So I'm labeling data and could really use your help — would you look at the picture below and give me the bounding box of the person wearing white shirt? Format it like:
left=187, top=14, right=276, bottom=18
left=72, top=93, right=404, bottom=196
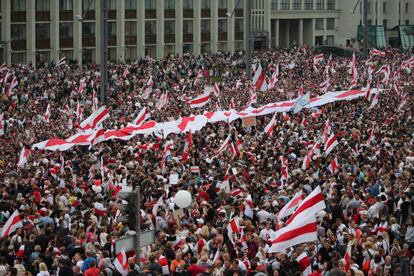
left=259, top=222, right=275, bottom=240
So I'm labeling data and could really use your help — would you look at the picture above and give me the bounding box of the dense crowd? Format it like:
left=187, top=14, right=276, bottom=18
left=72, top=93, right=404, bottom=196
left=0, top=46, right=413, bottom=276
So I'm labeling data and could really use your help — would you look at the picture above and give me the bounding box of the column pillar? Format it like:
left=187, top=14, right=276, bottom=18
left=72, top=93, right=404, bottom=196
left=193, top=0, right=201, bottom=56
left=286, top=20, right=290, bottom=47
left=211, top=0, right=218, bottom=53
left=299, top=19, right=303, bottom=45
left=264, top=0, right=271, bottom=49
left=27, top=0, right=36, bottom=67
left=274, top=19, right=279, bottom=48
left=116, top=0, right=125, bottom=61
left=227, top=0, right=235, bottom=53
left=50, top=0, right=59, bottom=62
left=137, top=0, right=145, bottom=57
left=2, top=0, right=11, bottom=65
left=311, top=19, right=315, bottom=46
left=156, top=0, right=164, bottom=59
left=73, top=0, right=82, bottom=64
left=175, top=0, right=183, bottom=56
left=95, top=0, right=101, bottom=63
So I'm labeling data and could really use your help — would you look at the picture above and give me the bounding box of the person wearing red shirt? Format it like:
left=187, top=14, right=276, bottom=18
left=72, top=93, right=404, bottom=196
left=84, top=261, right=101, bottom=276
left=187, top=257, right=207, bottom=276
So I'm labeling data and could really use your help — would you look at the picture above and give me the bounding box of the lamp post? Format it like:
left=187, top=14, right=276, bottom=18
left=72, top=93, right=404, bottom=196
left=99, top=0, right=108, bottom=104
left=350, top=0, right=368, bottom=58
left=227, top=0, right=252, bottom=80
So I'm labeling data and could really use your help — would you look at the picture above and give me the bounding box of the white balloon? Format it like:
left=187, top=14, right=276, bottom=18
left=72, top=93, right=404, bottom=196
left=174, top=190, right=192, bottom=209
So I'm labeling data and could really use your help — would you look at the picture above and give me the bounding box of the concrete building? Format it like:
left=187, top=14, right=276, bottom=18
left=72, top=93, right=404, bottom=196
left=0, top=0, right=413, bottom=66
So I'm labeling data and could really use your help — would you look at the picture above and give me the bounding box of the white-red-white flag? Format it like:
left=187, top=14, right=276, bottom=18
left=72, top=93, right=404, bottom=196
left=213, top=82, right=221, bottom=97
left=76, top=101, right=83, bottom=122
left=285, top=186, right=326, bottom=225
left=43, top=104, right=51, bottom=123
left=370, top=48, right=386, bottom=57
left=327, top=156, right=340, bottom=175
left=319, top=78, right=331, bottom=93
left=122, top=67, right=130, bottom=78
left=344, top=242, right=352, bottom=272
left=56, top=56, right=66, bottom=67
left=147, top=76, right=154, bottom=87
left=17, top=147, right=30, bottom=168
left=277, top=191, right=303, bottom=220
left=0, top=113, right=5, bottom=136
left=114, top=249, right=129, bottom=276
left=368, top=92, right=379, bottom=109
left=152, top=196, right=164, bottom=217
left=268, top=64, right=279, bottom=90
left=297, top=252, right=312, bottom=276
left=376, top=65, right=390, bottom=85
left=133, top=107, right=151, bottom=126
left=313, top=53, right=324, bottom=72
left=253, top=63, right=268, bottom=92
left=0, top=210, right=23, bottom=239
left=248, top=85, right=257, bottom=105
left=227, top=218, right=240, bottom=244
left=161, top=141, right=173, bottom=172
left=215, top=135, right=232, bottom=156
left=244, top=194, right=254, bottom=218
left=236, top=79, right=243, bottom=90
left=264, top=114, right=276, bottom=136
left=324, top=133, right=338, bottom=156
left=181, top=132, right=193, bottom=161
left=188, top=90, right=211, bottom=108
left=158, top=255, right=169, bottom=275
left=268, top=212, right=317, bottom=253
left=93, top=202, right=107, bottom=217
left=6, top=77, right=18, bottom=96
left=366, top=129, right=375, bottom=145
left=92, top=90, right=98, bottom=112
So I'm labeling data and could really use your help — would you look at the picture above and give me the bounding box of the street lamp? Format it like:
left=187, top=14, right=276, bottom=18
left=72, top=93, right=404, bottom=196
left=350, top=0, right=368, bottom=58
left=227, top=0, right=252, bottom=80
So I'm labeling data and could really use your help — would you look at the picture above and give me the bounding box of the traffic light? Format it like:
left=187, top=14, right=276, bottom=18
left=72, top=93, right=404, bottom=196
left=117, top=191, right=138, bottom=231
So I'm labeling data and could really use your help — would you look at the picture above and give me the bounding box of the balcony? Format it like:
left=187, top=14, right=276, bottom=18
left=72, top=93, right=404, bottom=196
left=201, top=9, right=210, bottom=18
left=183, top=34, right=193, bottom=42
left=201, top=33, right=210, bottom=42
left=11, top=12, right=26, bottom=23
left=59, top=10, right=73, bottom=21
left=82, top=37, right=95, bottom=47
left=218, top=33, right=227, bottom=41
left=60, top=38, right=73, bottom=48
left=36, top=11, right=50, bottom=21
left=164, top=34, right=175, bottom=43
left=125, top=35, right=137, bottom=45
left=11, top=40, right=26, bottom=51
left=145, top=10, right=156, bottom=18
left=183, top=9, right=193, bottom=18
left=164, top=9, right=175, bottom=18
left=36, top=39, right=50, bottom=49
left=108, top=10, right=116, bottom=20
left=125, top=10, right=137, bottom=19
left=145, top=35, right=156, bottom=44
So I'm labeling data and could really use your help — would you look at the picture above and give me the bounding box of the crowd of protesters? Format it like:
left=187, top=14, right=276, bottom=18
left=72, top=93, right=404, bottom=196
left=0, top=45, right=413, bottom=276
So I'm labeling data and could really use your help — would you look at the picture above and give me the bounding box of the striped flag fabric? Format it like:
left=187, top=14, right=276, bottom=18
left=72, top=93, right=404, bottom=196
left=370, top=48, right=386, bottom=57
left=114, top=249, right=129, bottom=276
left=79, top=106, right=110, bottom=131
left=188, top=90, right=211, bottom=108
left=268, top=212, right=317, bottom=253
left=43, top=104, right=51, bottom=123
left=296, top=252, right=312, bottom=276
left=285, top=186, right=326, bottom=225
left=0, top=113, right=4, bottom=136
left=349, top=53, right=358, bottom=89
left=253, top=63, right=268, bottom=92
left=324, top=133, right=338, bottom=156
left=276, top=190, right=303, bottom=220
left=133, top=107, right=151, bottom=126
left=327, top=156, right=340, bottom=175
left=227, top=218, right=240, bottom=244
left=56, top=56, right=66, bottom=67
left=0, top=210, right=23, bottom=239
left=17, top=147, right=30, bottom=168
left=264, top=114, right=276, bottom=136
left=244, top=194, right=254, bottom=219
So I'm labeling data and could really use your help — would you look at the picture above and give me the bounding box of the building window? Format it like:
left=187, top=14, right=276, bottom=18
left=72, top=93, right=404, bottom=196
left=383, top=19, right=387, bottom=30
left=271, top=0, right=278, bottom=10
left=108, top=48, right=116, bottom=61
left=60, top=50, right=73, bottom=59
left=36, top=23, right=50, bottom=39
left=406, top=3, right=409, bottom=13
left=316, top=0, right=324, bottom=10
left=235, top=19, right=243, bottom=33
left=165, top=20, right=175, bottom=35
left=326, top=18, right=335, bottom=30
left=145, top=46, right=156, bottom=57
left=83, top=0, right=95, bottom=10
left=218, top=42, right=227, bottom=52
left=280, top=0, right=290, bottom=10
left=183, top=20, right=193, bottom=34
left=219, top=0, right=227, bottom=9
left=305, top=0, right=313, bottom=10
left=218, top=19, right=227, bottom=33
left=183, top=44, right=193, bottom=54
left=315, top=18, right=324, bottom=30
left=367, top=19, right=372, bottom=26
left=36, top=0, right=50, bottom=11
left=36, top=51, right=50, bottom=64
left=201, top=43, right=211, bottom=53
left=125, top=21, right=136, bottom=36
left=406, top=20, right=410, bottom=25
left=326, top=0, right=335, bottom=10
left=326, top=35, right=334, bottom=45
left=145, top=0, right=156, bottom=10
left=145, top=21, right=156, bottom=35
left=11, top=52, right=26, bottom=64
left=59, top=0, right=73, bottom=10
left=11, top=24, right=26, bottom=40
left=165, top=0, right=175, bottom=9
left=82, top=22, right=95, bottom=37
left=201, top=0, right=210, bottom=9
left=293, top=0, right=302, bottom=10
left=108, top=22, right=116, bottom=36
left=125, top=0, right=137, bottom=10
left=201, top=19, right=211, bottom=33
left=183, top=0, right=193, bottom=9
left=383, top=2, right=387, bottom=13
left=165, top=45, right=175, bottom=56
left=60, top=22, right=73, bottom=38
left=108, top=0, right=117, bottom=10
left=12, top=0, right=26, bottom=11
left=125, top=47, right=137, bottom=60
left=235, top=41, right=243, bottom=49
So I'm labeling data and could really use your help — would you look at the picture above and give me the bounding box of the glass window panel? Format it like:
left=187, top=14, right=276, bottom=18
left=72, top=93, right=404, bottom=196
left=108, top=0, right=117, bottom=10
left=12, top=0, right=26, bottom=12
left=59, top=0, right=73, bottom=10
left=125, top=22, right=136, bottom=36
left=165, top=0, right=175, bottom=9
left=201, top=19, right=211, bottom=33
left=281, top=0, right=290, bottom=10
left=11, top=24, right=26, bottom=40
left=316, top=0, right=324, bottom=10
left=183, top=0, right=193, bottom=9
left=164, top=20, right=175, bottom=35
left=326, top=0, right=335, bottom=10
left=218, top=19, right=227, bottom=33
left=293, top=0, right=302, bottom=10
left=271, top=0, right=278, bottom=10
left=235, top=19, right=243, bottom=33
left=315, top=18, right=324, bottom=30
left=82, top=22, right=96, bottom=36
left=305, top=0, right=313, bottom=10
left=183, top=20, right=193, bottom=34
left=36, top=23, right=50, bottom=39
left=326, top=18, right=335, bottom=30
left=145, top=0, right=156, bottom=9
left=108, top=22, right=116, bottom=36
left=219, top=0, right=227, bottom=9
left=201, top=0, right=210, bottom=9
left=125, top=0, right=137, bottom=10
left=36, top=0, right=50, bottom=11
left=145, top=21, right=156, bottom=35
left=83, top=0, right=95, bottom=11
left=60, top=22, right=73, bottom=38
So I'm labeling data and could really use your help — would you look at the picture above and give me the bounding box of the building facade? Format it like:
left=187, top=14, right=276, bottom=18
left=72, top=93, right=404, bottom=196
left=0, top=0, right=413, bottom=66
